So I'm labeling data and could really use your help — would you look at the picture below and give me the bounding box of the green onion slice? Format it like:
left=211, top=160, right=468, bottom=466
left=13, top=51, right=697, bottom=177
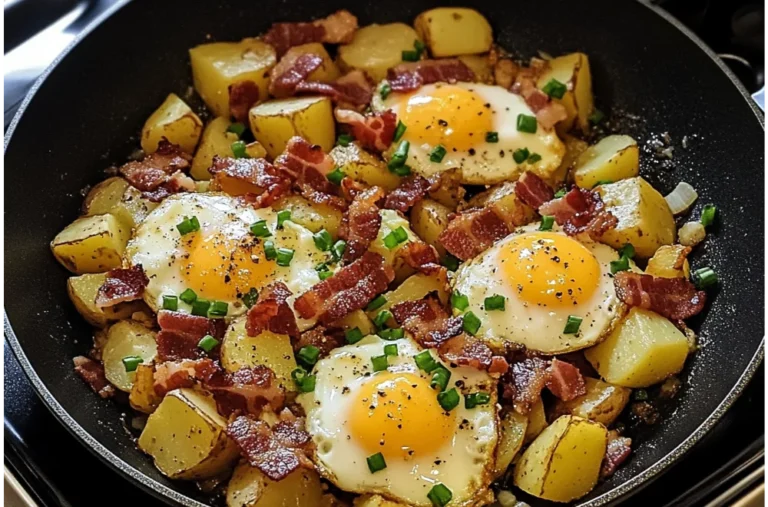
left=429, top=144, right=447, bottom=163
left=513, top=147, right=530, bottom=164
left=345, top=327, right=364, bottom=344
left=465, top=392, right=491, bottom=409
left=291, top=368, right=316, bottom=393
left=276, top=210, right=291, bottom=229
left=198, top=335, right=219, bottom=352
left=692, top=266, right=718, bottom=289
left=563, top=315, right=583, bottom=334
left=437, top=388, right=460, bottom=411
left=326, top=167, right=346, bottom=185
left=371, top=354, right=389, bottom=372
left=384, top=344, right=398, bottom=356
left=179, top=288, right=197, bottom=304
left=231, top=140, right=248, bottom=158
left=276, top=248, right=295, bottom=267
left=366, top=295, right=387, bottom=312
left=242, top=288, right=259, bottom=308
left=337, top=133, right=354, bottom=147
left=250, top=220, right=271, bottom=238
left=462, top=311, right=481, bottom=336
left=485, top=131, right=499, bottom=143
left=122, top=356, right=143, bottom=372
left=451, top=291, right=469, bottom=311
left=542, top=78, right=567, bottom=99
left=162, top=295, right=178, bottom=311
left=313, top=229, right=332, bottom=252
left=227, top=122, right=246, bottom=137
left=373, top=310, right=393, bottom=330
left=484, top=295, right=505, bottom=311
left=427, top=483, right=453, bottom=507
left=414, top=350, right=438, bottom=373
left=208, top=300, right=228, bottom=317
left=367, top=452, right=387, bottom=473
left=176, top=216, right=200, bottom=236
left=516, top=114, right=537, bottom=133
left=297, top=345, right=320, bottom=368
left=264, top=240, right=277, bottom=260
left=701, top=204, right=717, bottom=227
left=430, top=367, right=451, bottom=392
left=539, top=216, right=555, bottom=231
left=191, top=298, right=211, bottom=317
left=393, top=121, right=407, bottom=142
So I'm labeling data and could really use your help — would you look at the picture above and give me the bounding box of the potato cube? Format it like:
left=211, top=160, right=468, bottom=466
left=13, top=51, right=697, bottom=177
left=271, top=43, right=339, bottom=98
left=141, top=93, right=203, bottom=154
left=536, top=53, right=593, bottom=133
left=598, top=177, right=676, bottom=258
left=245, top=141, right=267, bottom=159
left=130, top=364, right=162, bottom=414
left=191, top=117, right=241, bottom=180
left=101, top=320, right=158, bottom=392
left=410, top=198, right=452, bottom=258
left=428, top=173, right=466, bottom=210
left=585, top=308, right=689, bottom=388
left=646, top=244, right=691, bottom=279
left=573, top=135, right=639, bottom=189
left=466, top=181, right=537, bottom=227
left=226, top=461, right=324, bottom=507
left=271, top=195, right=343, bottom=237
left=524, top=397, right=547, bottom=444
left=458, top=54, right=493, bottom=84
left=333, top=309, right=375, bottom=336
left=67, top=273, right=145, bottom=327
left=51, top=214, right=129, bottom=273
left=414, top=8, right=493, bottom=57
left=190, top=39, right=276, bottom=118
left=138, top=388, right=239, bottom=480
left=550, top=377, right=631, bottom=426
left=330, top=143, right=401, bottom=191
left=514, top=415, right=608, bottom=503
left=496, top=411, right=528, bottom=477
left=82, top=177, right=157, bottom=229
left=249, top=96, right=334, bottom=158
left=337, top=23, right=421, bottom=82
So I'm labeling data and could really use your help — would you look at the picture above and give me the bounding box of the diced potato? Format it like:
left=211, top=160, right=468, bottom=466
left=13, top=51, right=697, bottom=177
left=190, top=39, right=276, bottom=118
left=130, top=364, right=162, bottom=414
left=221, top=317, right=298, bottom=392
left=51, top=214, right=129, bottom=274
left=67, top=273, right=146, bottom=327
left=101, top=320, right=158, bottom=392
left=536, top=53, right=593, bottom=133
left=138, top=388, right=239, bottom=480
left=514, top=415, right=608, bottom=503
left=496, top=411, right=528, bottom=477
left=466, top=181, right=537, bottom=227
left=458, top=54, right=493, bottom=84
left=598, top=177, right=676, bottom=258
left=369, top=210, right=428, bottom=283
left=414, top=8, right=493, bottom=57
left=427, top=171, right=466, bottom=210
left=646, top=244, right=691, bottom=279
left=249, top=96, right=334, bottom=159
left=191, top=117, right=241, bottom=180
left=245, top=141, right=267, bottom=159
left=365, top=272, right=449, bottom=324
left=82, top=177, right=157, bottom=230
left=550, top=378, right=631, bottom=426
left=272, top=195, right=343, bottom=237
left=141, top=93, right=203, bottom=154
left=551, top=134, right=589, bottom=186
left=330, top=143, right=400, bottom=191
left=333, top=309, right=375, bottom=336
left=585, top=308, right=689, bottom=388
left=410, top=198, right=452, bottom=258
left=524, top=398, right=547, bottom=444
left=573, top=135, right=639, bottom=189
left=272, top=44, right=339, bottom=98
left=337, top=23, right=421, bottom=82
left=227, top=462, right=325, bottom=507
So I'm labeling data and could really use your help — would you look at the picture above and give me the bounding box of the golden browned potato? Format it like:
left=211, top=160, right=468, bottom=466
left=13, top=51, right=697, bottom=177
left=466, top=181, right=538, bottom=227
left=101, top=320, right=158, bottom=392
left=129, top=364, right=162, bottom=414
left=67, top=273, right=145, bottom=327
left=573, top=135, right=639, bottom=189
left=191, top=117, right=241, bottom=180
left=496, top=411, right=528, bottom=477
left=190, top=39, right=276, bottom=118
left=141, top=93, right=203, bottom=154
left=524, top=398, right=548, bottom=444
left=82, top=177, right=158, bottom=230
left=410, top=198, right=452, bottom=257
left=51, top=214, right=129, bottom=274
left=365, top=271, right=450, bottom=324
left=428, top=172, right=466, bottom=210
left=249, top=96, right=335, bottom=158
left=550, top=377, right=631, bottom=426
left=245, top=141, right=267, bottom=159
left=332, top=309, right=375, bottom=336
left=272, top=195, right=343, bottom=237
left=458, top=54, right=493, bottom=83
left=272, top=44, right=339, bottom=96
left=337, top=23, right=421, bottom=82
left=645, top=244, right=691, bottom=279
left=226, top=462, right=325, bottom=507
left=220, top=317, right=298, bottom=392
left=536, top=53, right=593, bottom=133
left=585, top=308, right=689, bottom=388
left=139, top=388, right=240, bottom=480
left=550, top=134, right=589, bottom=186
left=414, top=8, right=493, bottom=57
left=598, top=177, right=676, bottom=258
left=330, top=143, right=401, bottom=191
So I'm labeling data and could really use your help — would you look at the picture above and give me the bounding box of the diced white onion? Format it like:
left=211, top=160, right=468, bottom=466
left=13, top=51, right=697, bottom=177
left=665, top=182, right=698, bottom=215
left=678, top=221, right=706, bottom=246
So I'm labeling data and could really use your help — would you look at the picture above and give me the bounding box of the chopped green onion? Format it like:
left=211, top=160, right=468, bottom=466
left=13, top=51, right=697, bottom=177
left=593, top=179, right=613, bottom=188
left=388, top=141, right=411, bottom=170
left=250, top=220, right=271, bottom=238
left=371, top=354, right=389, bottom=372
left=297, top=345, right=320, bottom=368
left=414, top=40, right=426, bottom=53
left=610, top=256, right=630, bottom=274
left=402, top=49, right=420, bottom=61
left=437, top=388, right=460, bottom=411
left=589, top=108, right=605, bottom=125
left=451, top=291, right=469, bottom=311
left=227, top=122, right=247, bottom=137
left=542, top=78, right=567, bottom=99
left=231, top=140, right=249, bottom=158
left=427, top=483, right=453, bottom=507
left=346, top=327, right=364, bottom=344
left=242, top=288, right=259, bottom=308
left=484, top=295, right=505, bottom=311
left=692, top=267, right=718, bottom=289
left=378, top=328, right=404, bottom=341
left=191, top=298, right=211, bottom=317
left=701, top=204, right=717, bottom=227
left=485, top=131, right=499, bottom=143
left=291, top=368, right=316, bottom=392
left=563, top=315, right=582, bottom=334
left=633, top=389, right=649, bottom=401
left=276, top=248, right=295, bottom=267
left=337, top=134, right=354, bottom=147
left=462, top=311, right=481, bottom=336
left=414, top=350, right=439, bottom=373
left=318, top=270, right=333, bottom=281
left=277, top=210, right=291, bottom=229
left=619, top=243, right=636, bottom=259
left=528, top=153, right=542, bottom=164
left=331, top=240, right=347, bottom=261
left=380, top=83, right=392, bottom=100
left=554, top=188, right=567, bottom=198
left=122, top=356, right=143, bottom=372
left=465, top=392, right=491, bottom=409
left=327, top=167, right=346, bottom=185
left=516, top=114, right=537, bottom=133
left=162, top=295, right=178, bottom=311
left=393, top=121, right=407, bottom=142
left=208, top=300, right=228, bottom=317
left=430, top=367, right=451, bottom=392
left=367, top=295, right=387, bottom=312
left=176, top=216, right=200, bottom=236
left=264, top=240, right=277, bottom=260
left=442, top=254, right=459, bottom=272
left=179, top=288, right=197, bottom=304
left=513, top=147, right=530, bottom=163
left=373, top=310, right=393, bottom=330
left=539, top=216, right=555, bottom=231
left=367, top=452, right=387, bottom=473
left=198, top=335, right=219, bottom=352
left=384, top=344, right=398, bottom=356
left=429, top=144, right=447, bottom=163
left=313, top=229, right=332, bottom=252
left=383, top=226, right=408, bottom=250
left=393, top=165, right=412, bottom=177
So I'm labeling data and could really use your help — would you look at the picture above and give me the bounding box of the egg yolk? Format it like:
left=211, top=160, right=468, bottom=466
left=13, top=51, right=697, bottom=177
left=349, top=372, right=456, bottom=459
left=500, top=232, right=600, bottom=308
left=181, top=232, right=274, bottom=301
left=398, top=85, right=493, bottom=152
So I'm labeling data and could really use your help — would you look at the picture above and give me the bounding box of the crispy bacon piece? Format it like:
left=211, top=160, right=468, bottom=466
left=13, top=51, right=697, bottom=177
left=269, top=53, right=325, bottom=98
left=205, top=365, right=286, bottom=417
left=141, top=171, right=195, bottom=202
left=493, top=58, right=519, bottom=89
left=511, top=58, right=568, bottom=130
left=156, top=310, right=226, bottom=362
left=384, top=175, right=432, bottom=212
left=297, top=71, right=373, bottom=110
left=226, top=415, right=313, bottom=481
left=153, top=358, right=218, bottom=396
left=546, top=358, right=586, bottom=401
left=387, top=59, right=475, bottom=92
left=339, top=186, right=384, bottom=263
left=391, top=296, right=462, bottom=348
left=340, top=176, right=367, bottom=201
left=502, top=356, right=551, bottom=415
left=264, top=10, right=358, bottom=57
left=229, top=80, right=260, bottom=123
left=613, top=272, right=707, bottom=320
left=437, top=334, right=492, bottom=369
left=294, top=251, right=394, bottom=324
left=209, top=156, right=292, bottom=207
left=119, top=140, right=192, bottom=201
left=515, top=171, right=555, bottom=210
left=245, top=282, right=300, bottom=338
left=397, top=240, right=441, bottom=275
left=438, top=207, right=510, bottom=260
left=274, top=137, right=347, bottom=210
left=73, top=356, right=115, bottom=398
left=539, top=187, right=618, bottom=239
left=335, top=109, right=397, bottom=152
left=294, top=326, right=344, bottom=358
left=95, top=265, right=148, bottom=308
left=601, top=433, right=633, bottom=479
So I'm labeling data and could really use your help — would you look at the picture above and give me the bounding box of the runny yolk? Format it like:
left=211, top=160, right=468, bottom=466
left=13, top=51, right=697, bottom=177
left=181, top=232, right=274, bottom=301
left=398, top=85, right=493, bottom=153
left=349, top=372, right=456, bottom=459
left=500, top=232, right=600, bottom=308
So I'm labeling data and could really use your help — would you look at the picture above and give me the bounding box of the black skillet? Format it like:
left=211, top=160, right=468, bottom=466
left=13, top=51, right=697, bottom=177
left=4, top=0, right=764, bottom=505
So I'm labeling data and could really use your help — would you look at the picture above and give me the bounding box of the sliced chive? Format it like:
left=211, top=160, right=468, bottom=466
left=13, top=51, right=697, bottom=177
left=291, top=367, right=316, bottom=392
left=276, top=248, right=295, bottom=267
left=318, top=270, right=333, bottom=281
left=563, top=315, right=582, bottom=334
left=250, top=220, right=271, bottom=238
left=430, top=367, right=451, bottom=392
left=393, top=121, right=407, bottom=142
left=383, top=227, right=408, bottom=249
left=589, top=108, right=605, bottom=125
left=227, top=122, right=247, bottom=137
left=371, top=354, right=389, bottom=372
left=179, top=288, right=197, bottom=304
left=414, top=350, right=439, bottom=373
left=484, top=294, right=505, bottom=311
left=442, top=254, right=460, bottom=272
left=380, top=83, right=392, bottom=100
left=337, top=133, right=354, bottom=147
left=198, top=334, right=219, bottom=352
left=191, top=298, right=211, bottom=317
left=176, top=216, right=200, bottom=235
left=388, top=141, right=410, bottom=170
left=264, top=240, right=277, bottom=260
left=516, top=114, right=537, bottom=133
left=327, top=167, right=346, bottom=185
left=414, top=39, right=426, bottom=53
left=242, top=288, right=259, bottom=308
left=701, top=204, right=717, bottom=227
left=427, top=483, right=453, bottom=507
left=513, top=147, right=530, bottom=164
left=485, top=131, right=499, bottom=143
left=162, top=295, right=178, bottom=311
left=393, top=165, right=411, bottom=177
left=593, top=179, right=613, bottom=188
left=527, top=153, right=542, bottom=164
left=276, top=210, right=291, bottom=229
left=331, top=240, right=346, bottom=261
left=313, top=229, right=332, bottom=252
left=122, top=356, right=142, bottom=372
left=373, top=310, right=393, bottom=330
left=692, top=267, right=718, bottom=289
left=384, top=344, right=398, bottom=356
left=208, top=300, right=228, bottom=318
left=429, top=145, right=447, bottom=163
left=402, top=49, right=420, bottom=61
left=451, top=291, right=469, bottom=311
left=437, top=388, right=460, bottom=411
left=610, top=256, right=630, bottom=274
left=231, top=140, right=249, bottom=158
left=539, top=216, right=555, bottom=231
left=462, top=311, right=481, bottom=336
left=367, top=295, right=387, bottom=312
left=297, top=345, right=320, bottom=368
left=465, top=392, right=491, bottom=409
left=542, top=78, right=568, bottom=99
left=554, top=188, right=567, bottom=198
left=619, top=243, right=636, bottom=259
left=345, top=327, right=364, bottom=344
left=367, top=452, right=387, bottom=473
left=378, top=328, right=404, bottom=341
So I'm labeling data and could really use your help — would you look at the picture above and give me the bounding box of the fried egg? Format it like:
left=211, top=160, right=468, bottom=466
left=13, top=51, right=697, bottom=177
left=452, top=223, right=627, bottom=354
left=372, top=82, right=565, bottom=185
left=125, top=193, right=326, bottom=326
left=299, top=335, right=498, bottom=506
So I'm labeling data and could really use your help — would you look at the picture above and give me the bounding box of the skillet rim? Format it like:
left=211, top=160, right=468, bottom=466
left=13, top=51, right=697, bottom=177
left=3, top=0, right=764, bottom=505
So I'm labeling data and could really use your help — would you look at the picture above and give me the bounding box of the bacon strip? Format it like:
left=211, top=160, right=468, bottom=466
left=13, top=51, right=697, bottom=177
left=391, top=296, right=462, bottom=348
left=515, top=171, right=555, bottom=210
left=153, top=358, right=218, bottom=397
left=334, top=109, right=397, bottom=152
left=263, top=10, right=357, bottom=57
left=538, top=187, right=618, bottom=239
left=502, top=356, right=551, bottom=415
left=294, top=251, right=394, bottom=324
left=297, top=71, right=373, bottom=110
left=73, top=356, right=115, bottom=398
left=438, top=207, right=510, bottom=260
left=384, top=175, right=432, bottom=213
left=210, top=156, right=292, bottom=206
left=119, top=140, right=192, bottom=201
left=274, top=137, right=347, bottom=210
left=245, top=282, right=300, bottom=338
left=387, top=59, right=475, bottom=92
left=601, top=433, right=633, bottom=479
left=205, top=365, right=286, bottom=417
left=613, top=272, right=707, bottom=320
left=397, top=240, right=442, bottom=275
left=438, top=334, right=494, bottom=370
left=545, top=358, right=586, bottom=401
left=156, top=310, right=226, bottom=362
left=338, top=186, right=384, bottom=264
left=95, top=265, right=148, bottom=308
left=141, top=171, right=195, bottom=202
left=229, top=80, right=260, bottom=123
left=269, top=53, right=325, bottom=98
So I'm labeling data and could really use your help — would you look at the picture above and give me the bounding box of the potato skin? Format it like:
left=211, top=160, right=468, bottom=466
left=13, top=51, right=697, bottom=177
left=141, top=93, right=203, bottom=154
left=330, top=143, right=401, bottom=191
left=414, top=8, right=493, bottom=57
left=249, top=96, right=335, bottom=158
left=51, top=214, right=129, bottom=274
left=191, top=117, right=241, bottom=180
left=67, top=273, right=144, bottom=327
left=226, top=462, right=325, bottom=507
left=550, top=377, right=631, bottom=426
left=129, top=364, right=162, bottom=414
left=573, top=135, right=639, bottom=190
left=101, top=320, right=158, bottom=392
left=82, top=177, right=157, bottom=230
left=495, top=410, right=528, bottom=477
left=338, top=23, right=421, bottom=82
left=409, top=198, right=452, bottom=257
